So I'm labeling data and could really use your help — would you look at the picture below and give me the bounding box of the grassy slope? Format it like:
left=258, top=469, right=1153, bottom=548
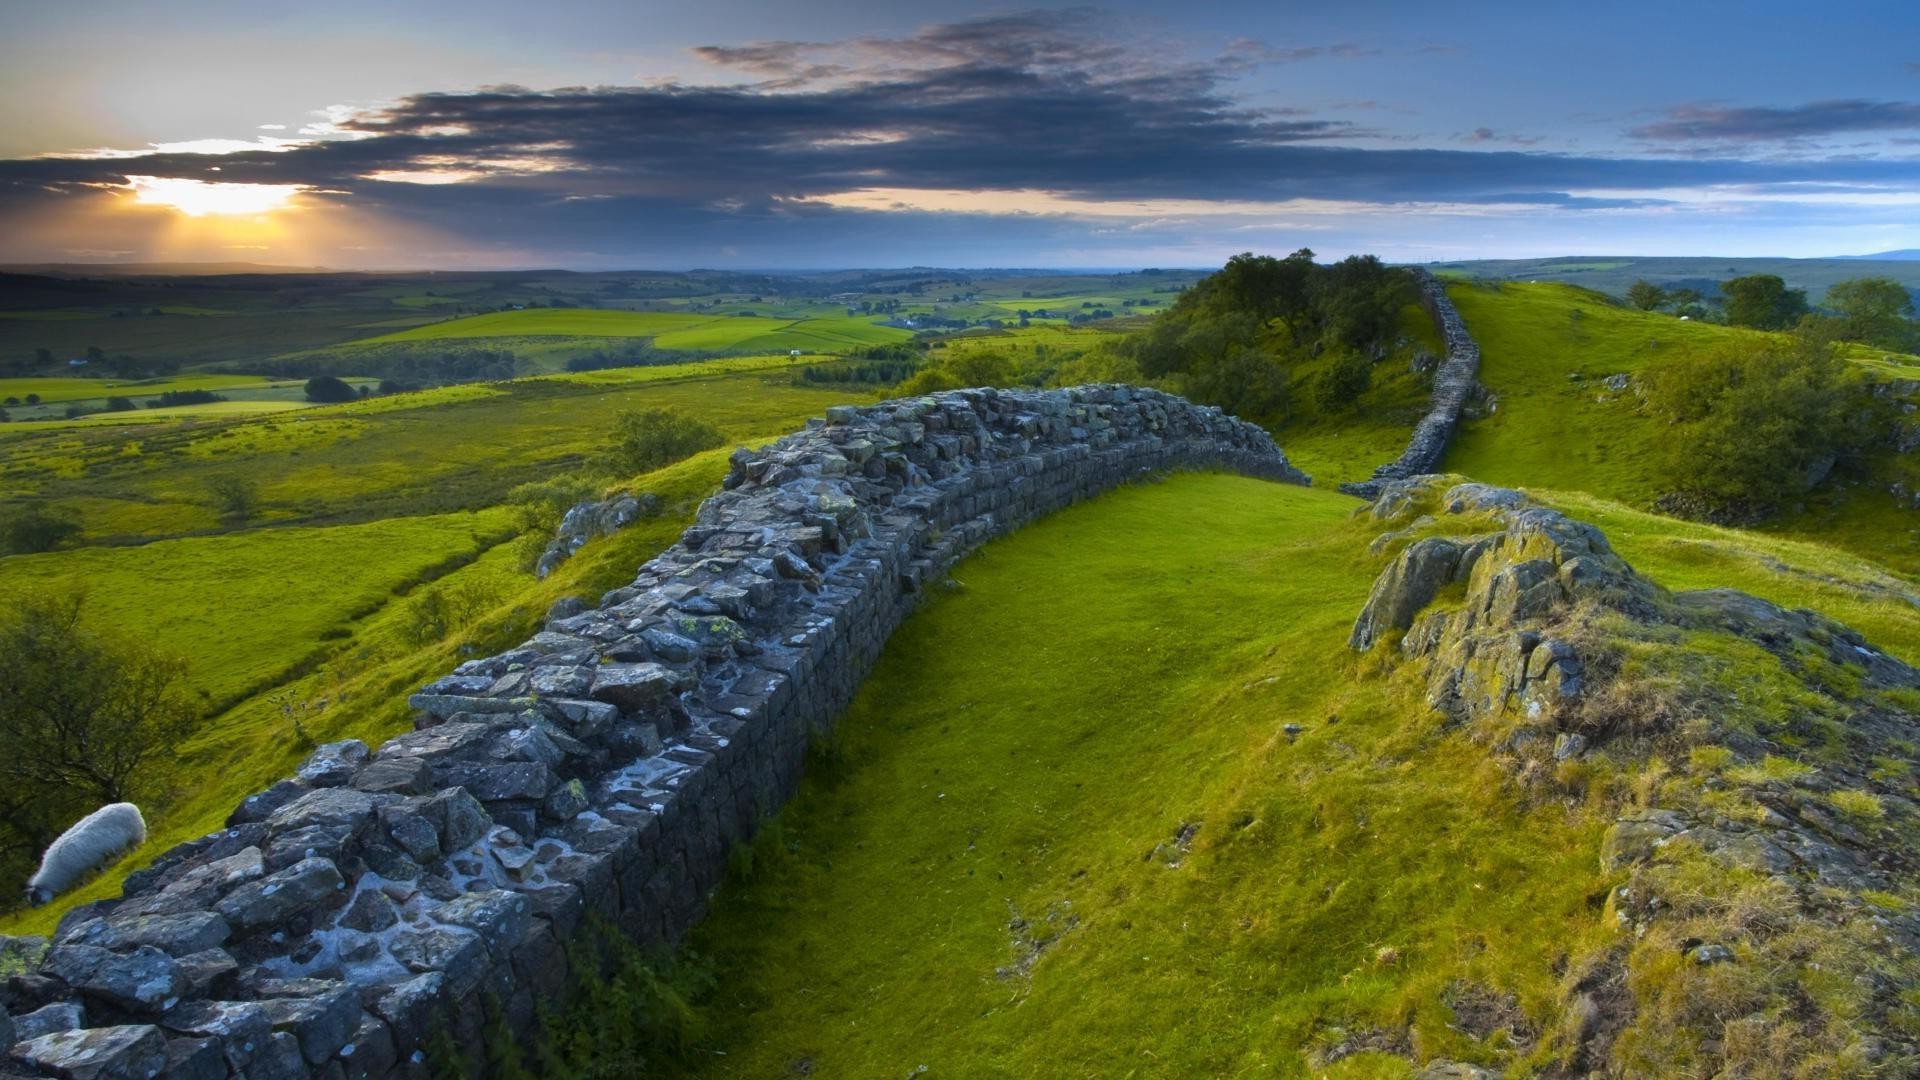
left=1444, top=281, right=1920, bottom=575
left=0, top=360, right=881, bottom=933
left=0, top=360, right=859, bottom=544
left=0, top=509, right=514, bottom=710
left=0, top=447, right=739, bottom=937
left=346, top=308, right=913, bottom=360
left=674, top=473, right=1613, bottom=1078
left=1276, top=304, right=1446, bottom=488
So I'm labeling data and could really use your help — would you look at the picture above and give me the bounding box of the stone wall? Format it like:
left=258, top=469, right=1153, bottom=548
left=3, top=385, right=1307, bottom=1080
left=1339, top=269, right=1482, bottom=500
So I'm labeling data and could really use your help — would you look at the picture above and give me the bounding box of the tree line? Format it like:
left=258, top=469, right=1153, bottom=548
left=1627, top=274, right=1917, bottom=351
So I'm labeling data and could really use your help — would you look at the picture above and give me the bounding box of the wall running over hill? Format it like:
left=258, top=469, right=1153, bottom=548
left=1339, top=269, right=1482, bottom=500
left=3, top=386, right=1307, bottom=1080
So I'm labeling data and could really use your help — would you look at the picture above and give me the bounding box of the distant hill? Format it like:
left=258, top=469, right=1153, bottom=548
left=1425, top=254, right=1920, bottom=301
left=0, top=261, right=337, bottom=276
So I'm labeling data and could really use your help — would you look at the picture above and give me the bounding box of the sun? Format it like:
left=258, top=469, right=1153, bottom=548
left=125, top=175, right=307, bottom=217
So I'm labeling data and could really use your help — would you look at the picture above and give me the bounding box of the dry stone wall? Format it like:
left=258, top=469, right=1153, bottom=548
left=1339, top=269, right=1482, bottom=500
left=4, top=385, right=1306, bottom=1080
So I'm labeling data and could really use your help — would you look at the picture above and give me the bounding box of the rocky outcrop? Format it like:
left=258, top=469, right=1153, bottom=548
left=1353, top=476, right=1920, bottom=1074
left=533, top=492, right=660, bottom=579
left=4, top=386, right=1306, bottom=1079
left=1340, top=271, right=1482, bottom=499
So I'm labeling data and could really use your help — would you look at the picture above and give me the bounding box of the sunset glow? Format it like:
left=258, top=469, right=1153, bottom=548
left=126, top=176, right=308, bottom=217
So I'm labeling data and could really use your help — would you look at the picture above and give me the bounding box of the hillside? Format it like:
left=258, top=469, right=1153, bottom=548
left=1440, top=280, right=1920, bottom=574
left=509, top=471, right=1920, bottom=1078
left=1426, top=256, right=1920, bottom=304
left=4, top=261, right=1920, bottom=1080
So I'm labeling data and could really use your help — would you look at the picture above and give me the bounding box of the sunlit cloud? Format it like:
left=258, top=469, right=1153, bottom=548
left=126, top=176, right=309, bottom=216
left=48, top=136, right=308, bottom=160
left=363, top=169, right=483, bottom=185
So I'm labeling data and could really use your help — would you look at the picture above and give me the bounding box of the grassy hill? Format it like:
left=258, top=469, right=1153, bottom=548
left=6, top=261, right=1920, bottom=1076
left=1426, top=256, right=1920, bottom=304
left=1441, top=280, right=1920, bottom=573
left=0, top=355, right=880, bottom=928
left=509, top=470, right=1920, bottom=1077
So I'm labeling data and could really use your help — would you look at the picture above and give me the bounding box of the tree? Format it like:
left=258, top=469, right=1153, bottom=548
left=205, top=476, right=259, bottom=520
left=34, top=348, right=53, bottom=367
left=0, top=592, right=196, bottom=805
left=1824, top=277, right=1915, bottom=351
left=1720, top=274, right=1809, bottom=330
left=1313, top=352, right=1372, bottom=413
left=3, top=505, right=81, bottom=554
left=1626, top=280, right=1667, bottom=311
left=605, top=407, right=725, bottom=475
left=1642, top=325, right=1872, bottom=521
left=1667, top=288, right=1706, bottom=318
left=304, top=375, right=358, bottom=403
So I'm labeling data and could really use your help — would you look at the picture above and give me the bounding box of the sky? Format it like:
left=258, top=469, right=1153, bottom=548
left=3, top=0, right=1920, bottom=269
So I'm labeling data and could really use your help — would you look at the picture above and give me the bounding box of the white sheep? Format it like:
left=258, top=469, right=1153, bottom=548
left=25, top=803, right=147, bottom=906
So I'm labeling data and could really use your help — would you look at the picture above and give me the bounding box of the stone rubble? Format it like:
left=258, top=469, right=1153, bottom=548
left=4, top=385, right=1305, bottom=1079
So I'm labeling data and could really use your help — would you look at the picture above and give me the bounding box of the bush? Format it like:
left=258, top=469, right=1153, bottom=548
left=1642, top=327, right=1874, bottom=521
left=3, top=505, right=82, bottom=554
left=605, top=407, right=724, bottom=476
left=205, top=475, right=259, bottom=520
left=1313, top=351, right=1373, bottom=413
left=304, top=375, right=358, bottom=403
left=150, top=389, right=225, bottom=408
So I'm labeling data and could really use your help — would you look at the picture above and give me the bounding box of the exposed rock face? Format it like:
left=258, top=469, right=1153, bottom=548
left=1340, top=270, right=1483, bottom=499
left=10, top=386, right=1304, bottom=1078
left=534, top=492, right=660, bottom=579
left=1353, top=475, right=1920, bottom=1075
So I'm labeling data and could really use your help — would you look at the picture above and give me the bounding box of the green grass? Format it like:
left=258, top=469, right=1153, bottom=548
left=0, top=447, right=741, bottom=937
left=0, top=374, right=299, bottom=405
left=0, top=509, right=514, bottom=710
left=1442, top=281, right=1920, bottom=574
left=1275, top=303, right=1446, bottom=488
left=0, top=361, right=861, bottom=544
left=345, top=309, right=913, bottom=357
left=667, top=473, right=1612, bottom=1077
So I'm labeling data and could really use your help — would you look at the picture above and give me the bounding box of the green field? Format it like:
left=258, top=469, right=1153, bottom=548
left=347, top=307, right=913, bottom=356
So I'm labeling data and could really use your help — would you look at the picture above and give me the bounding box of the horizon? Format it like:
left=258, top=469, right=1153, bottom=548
left=4, top=0, right=1920, bottom=269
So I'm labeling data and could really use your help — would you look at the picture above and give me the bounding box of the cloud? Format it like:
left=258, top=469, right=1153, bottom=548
left=5, top=12, right=1920, bottom=266
left=1456, top=128, right=1545, bottom=147
left=1630, top=100, right=1920, bottom=143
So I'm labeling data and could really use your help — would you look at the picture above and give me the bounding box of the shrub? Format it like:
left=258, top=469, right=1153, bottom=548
left=605, top=407, right=724, bottom=476
left=304, top=375, right=359, bottom=403
left=1312, top=351, right=1372, bottom=413
left=205, top=475, right=260, bottom=520
left=3, top=505, right=82, bottom=554
left=1642, top=327, right=1874, bottom=521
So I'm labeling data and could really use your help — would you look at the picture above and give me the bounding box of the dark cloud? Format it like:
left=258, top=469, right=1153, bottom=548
left=4, top=12, right=1920, bottom=266
left=1456, top=128, right=1545, bottom=147
left=1631, top=100, right=1920, bottom=143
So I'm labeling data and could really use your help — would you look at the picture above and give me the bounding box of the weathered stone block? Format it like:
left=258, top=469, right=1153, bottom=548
left=10, top=1024, right=169, bottom=1080
left=41, top=945, right=187, bottom=1014
left=214, top=857, right=344, bottom=931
